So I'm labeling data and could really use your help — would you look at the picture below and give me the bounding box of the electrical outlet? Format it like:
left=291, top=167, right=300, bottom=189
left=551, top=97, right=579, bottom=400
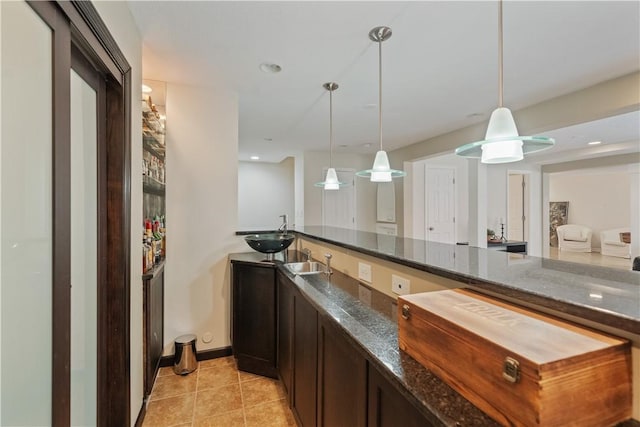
left=358, top=262, right=372, bottom=283
left=392, top=274, right=410, bottom=295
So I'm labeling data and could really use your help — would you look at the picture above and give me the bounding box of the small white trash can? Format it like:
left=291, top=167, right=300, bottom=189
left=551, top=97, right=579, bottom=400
left=173, top=334, right=197, bottom=375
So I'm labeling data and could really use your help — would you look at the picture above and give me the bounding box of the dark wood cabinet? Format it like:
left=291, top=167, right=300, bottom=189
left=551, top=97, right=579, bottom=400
left=143, top=262, right=164, bottom=398
left=368, top=364, right=433, bottom=427
left=318, top=316, right=367, bottom=427
left=277, top=272, right=294, bottom=399
left=231, top=261, right=278, bottom=378
left=268, top=260, right=432, bottom=427
left=274, top=271, right=430, bottom=427
left=292, top=287, right=318, bottom=427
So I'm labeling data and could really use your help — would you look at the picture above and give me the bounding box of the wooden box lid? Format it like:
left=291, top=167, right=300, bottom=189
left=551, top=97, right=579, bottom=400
left=398, top=289, right=632, bottom=426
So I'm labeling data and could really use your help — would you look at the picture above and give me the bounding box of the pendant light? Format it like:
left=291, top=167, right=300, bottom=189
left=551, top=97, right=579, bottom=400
left=455, top=0, right=554, bottom=163
left=315, top=82, right=345, bottom=190
left=356, top=26, right=406, bottom=182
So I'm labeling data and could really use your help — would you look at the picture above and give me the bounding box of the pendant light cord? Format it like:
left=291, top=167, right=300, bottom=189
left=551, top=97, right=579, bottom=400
left=498, top=0, right=504, bottom=108
left=378, top=37, right=383, bottom=151
left=329, top=88, right=333, bottom=167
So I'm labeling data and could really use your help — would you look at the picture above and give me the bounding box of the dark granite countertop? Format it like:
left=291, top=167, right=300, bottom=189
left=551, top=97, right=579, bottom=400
left=289, top=226, right=640, bottom=335
left=229, top=250, right=639, bottom=426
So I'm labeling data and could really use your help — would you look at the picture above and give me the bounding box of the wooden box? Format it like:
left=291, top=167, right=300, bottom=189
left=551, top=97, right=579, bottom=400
left=398, top=289, right=631, bottom=426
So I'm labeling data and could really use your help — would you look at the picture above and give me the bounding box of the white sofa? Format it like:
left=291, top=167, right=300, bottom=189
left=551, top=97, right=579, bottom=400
left=557, top=224, right=592, bottom=253
left=600, top=228, right=631, bottom=259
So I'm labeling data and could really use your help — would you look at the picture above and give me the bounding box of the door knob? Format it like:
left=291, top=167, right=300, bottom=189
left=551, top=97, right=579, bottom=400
left=428, top=227, right=434, bottom=231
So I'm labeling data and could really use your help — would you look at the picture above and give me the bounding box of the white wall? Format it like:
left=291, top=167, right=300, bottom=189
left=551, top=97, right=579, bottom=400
left=92, top=1, right=143, bottom=422
left=549, top=171, right=631, bottom=249
left=304, top=151, right=377, bottom=232
left=238, top=158, right=294, bottom=230
left=294, top=153, right=305, bottom=228
left=165, top=82, right=245, bottom=357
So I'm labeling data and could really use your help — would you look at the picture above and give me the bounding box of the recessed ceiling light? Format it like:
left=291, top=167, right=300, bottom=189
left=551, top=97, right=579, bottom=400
left=338, top=144, right=348, bottom=148
left=588, top=141, right=602, bottom=145
left=250, top=156, right=260, bottom=160
left=142, top=84, right=152, bottom=94
left=259, top=63, right=282, bottom=73
left=264, top=138, right=273, bottom=142
left=363, top=103, right=377, bottom=109
left=363, top=143, right=372, bottom=148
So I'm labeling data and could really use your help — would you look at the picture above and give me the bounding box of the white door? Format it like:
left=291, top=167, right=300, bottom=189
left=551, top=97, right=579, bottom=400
left=322, top=169, right=356, bottom=229
left=425, top=167, right=456, bottom=243
left=508, top=173, right=529, bottom=242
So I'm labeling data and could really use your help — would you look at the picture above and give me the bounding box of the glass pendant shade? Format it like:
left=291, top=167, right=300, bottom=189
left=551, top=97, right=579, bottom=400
left=480, top=107, right=523, bottom=163
left=317, top=167, right=340, bottom=190
left=356, top=150, right=405, bottom=182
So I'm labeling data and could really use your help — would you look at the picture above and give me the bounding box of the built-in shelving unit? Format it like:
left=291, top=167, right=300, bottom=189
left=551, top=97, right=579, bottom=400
left=142, top=79, right=166, bottom=401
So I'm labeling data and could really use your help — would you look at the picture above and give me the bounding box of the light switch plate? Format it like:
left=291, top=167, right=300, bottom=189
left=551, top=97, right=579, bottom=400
left=392, top=274, right=410, bottom=295
left=358, top=262, right=372, bottom=283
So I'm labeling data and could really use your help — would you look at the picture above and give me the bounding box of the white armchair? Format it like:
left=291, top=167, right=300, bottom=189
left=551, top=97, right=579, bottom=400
left=557, top=224, right=592, bottom=253
left=600, top=228, right=631, bottom=259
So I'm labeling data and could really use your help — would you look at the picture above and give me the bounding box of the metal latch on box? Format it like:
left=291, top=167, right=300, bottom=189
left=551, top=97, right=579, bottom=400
left=502, top=357, right=520, bottom=383
left=401, top=304, right=411, bottom=320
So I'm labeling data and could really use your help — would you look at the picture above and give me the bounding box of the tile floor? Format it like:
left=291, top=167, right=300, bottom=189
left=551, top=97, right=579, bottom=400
left=142, top=356, right=296, bottom=427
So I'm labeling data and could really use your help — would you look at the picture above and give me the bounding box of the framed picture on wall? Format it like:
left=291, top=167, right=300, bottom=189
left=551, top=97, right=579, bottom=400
left=549, top=201, right=569, bottom=247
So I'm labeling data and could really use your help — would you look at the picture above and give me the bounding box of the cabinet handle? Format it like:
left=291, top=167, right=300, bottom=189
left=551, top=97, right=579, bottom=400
left=401, top=304, right=411, bottom=320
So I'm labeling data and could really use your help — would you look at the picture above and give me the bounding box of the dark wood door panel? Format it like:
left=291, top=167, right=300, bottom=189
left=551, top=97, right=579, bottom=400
left=318, top=317, right=367, bottom=427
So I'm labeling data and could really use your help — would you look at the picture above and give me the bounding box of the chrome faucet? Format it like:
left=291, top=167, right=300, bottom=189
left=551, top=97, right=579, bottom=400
left=324, top=253, right=333, bottom=275
left=278, top=214, right=288, bottom=234
left=302, top=248, right=312, bottom=262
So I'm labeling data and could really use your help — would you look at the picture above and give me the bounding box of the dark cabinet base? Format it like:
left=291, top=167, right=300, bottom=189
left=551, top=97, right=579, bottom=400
left=143, top=262, right=165, bottom=398
left=277, top=272, right=294, bottom=399
left=292, top=288, right=318, bottom=427
left=231, top=261, right=278, bottom=379
left=236, top=355, right=278, bottom=379
left=368, top=365, right=434, bottom=427
left=318, top=317, right=367, bottom=427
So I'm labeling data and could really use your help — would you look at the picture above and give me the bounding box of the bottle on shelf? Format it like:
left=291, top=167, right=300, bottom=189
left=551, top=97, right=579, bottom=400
left=142, top=216, right=166, bottom=274
left=143, top=231, right=153, bottom=273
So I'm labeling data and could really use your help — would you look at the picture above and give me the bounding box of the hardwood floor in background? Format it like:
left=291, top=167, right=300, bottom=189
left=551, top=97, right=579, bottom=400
left=142, top=356, right=295, bottom=427
left=548, top=247, right=632, bottom=270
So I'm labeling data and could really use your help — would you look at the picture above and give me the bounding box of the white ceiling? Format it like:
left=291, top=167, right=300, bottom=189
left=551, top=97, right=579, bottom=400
left=127, top=1, right=640, bottom=163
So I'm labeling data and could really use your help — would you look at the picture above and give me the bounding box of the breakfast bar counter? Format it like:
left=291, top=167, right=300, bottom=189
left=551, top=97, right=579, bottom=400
left=292, top=226, right=640, bottom=335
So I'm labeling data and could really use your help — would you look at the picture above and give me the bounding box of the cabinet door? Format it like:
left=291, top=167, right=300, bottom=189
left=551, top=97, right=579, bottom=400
left=368, top=365, right=434, bottom=427
left=232, top=263, right=277, bottom=377
left=277, top=272, right=294, bottom=400
left=144, top=270, right=165, bottom=397
left=293, top=292, right=318, bottom=427
left=318, top=317, right=367, bottom=427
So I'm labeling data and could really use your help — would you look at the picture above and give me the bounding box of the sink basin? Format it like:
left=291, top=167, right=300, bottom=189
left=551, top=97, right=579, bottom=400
left=285, top=261, right=327, bottom=275
left=244, top=233, right=295, bottom=255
